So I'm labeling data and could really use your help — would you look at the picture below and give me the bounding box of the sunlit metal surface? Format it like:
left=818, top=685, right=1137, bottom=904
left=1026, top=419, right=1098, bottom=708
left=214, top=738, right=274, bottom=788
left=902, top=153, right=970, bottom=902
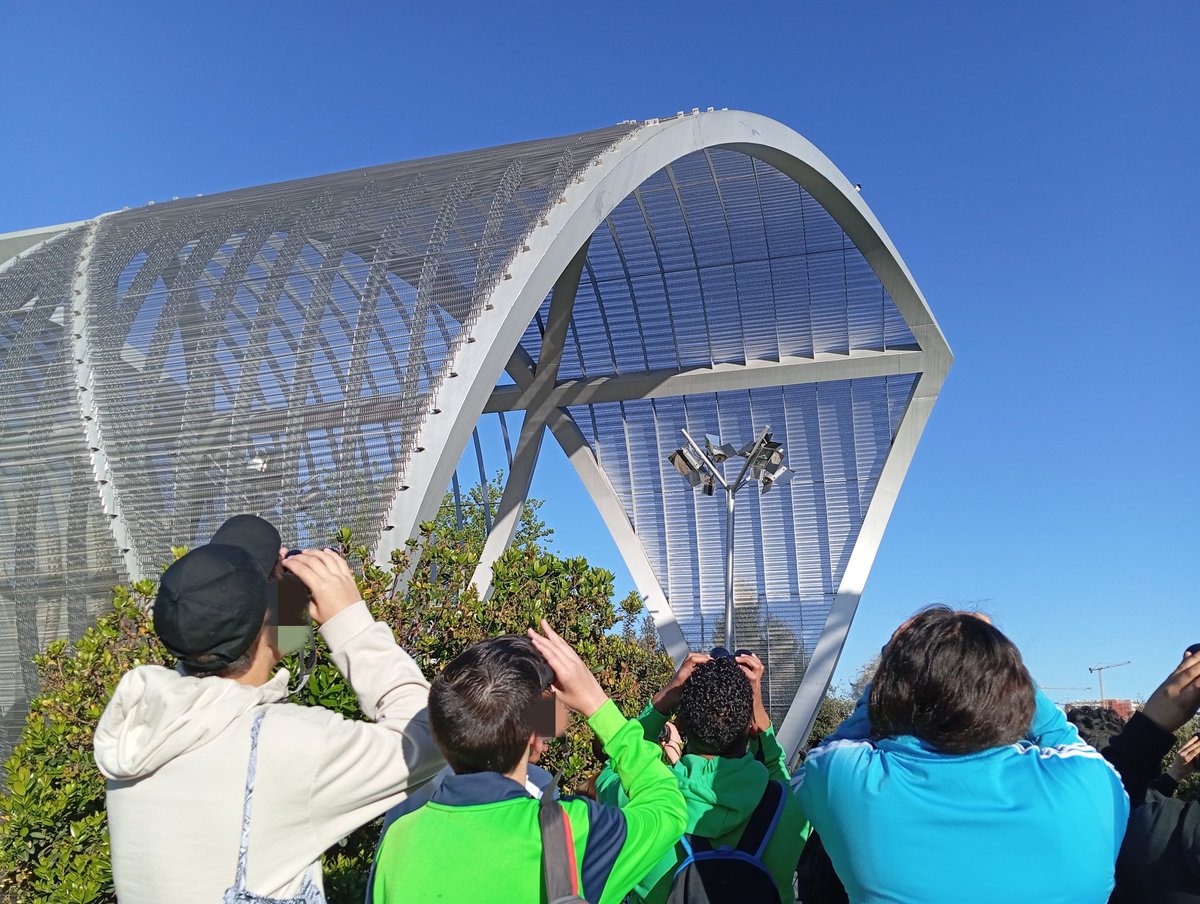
left=0, top=111, right=950, bottom=758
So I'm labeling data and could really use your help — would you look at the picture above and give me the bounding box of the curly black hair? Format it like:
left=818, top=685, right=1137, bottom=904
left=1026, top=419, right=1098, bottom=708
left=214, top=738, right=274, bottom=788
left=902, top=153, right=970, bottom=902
left=676, top=656, right=754, bottom=755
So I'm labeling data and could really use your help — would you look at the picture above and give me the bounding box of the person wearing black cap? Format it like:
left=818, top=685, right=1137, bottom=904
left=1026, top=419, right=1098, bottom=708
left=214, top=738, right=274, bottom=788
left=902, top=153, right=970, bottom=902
left=93, top=515, right=445, bottom=903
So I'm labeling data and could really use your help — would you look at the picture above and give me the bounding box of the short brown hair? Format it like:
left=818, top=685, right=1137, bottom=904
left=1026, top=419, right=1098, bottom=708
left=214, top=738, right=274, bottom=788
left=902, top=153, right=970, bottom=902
left=429, top=636, right=546, bottom=775
left=869, top=607, right=1034, bottom=754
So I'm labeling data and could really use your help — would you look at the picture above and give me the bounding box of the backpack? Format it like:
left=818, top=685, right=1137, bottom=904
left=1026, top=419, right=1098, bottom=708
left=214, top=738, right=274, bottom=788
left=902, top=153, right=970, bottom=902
left=665, top=780, right=787, bottom=904
left=538, top=771, right=588, bottom=904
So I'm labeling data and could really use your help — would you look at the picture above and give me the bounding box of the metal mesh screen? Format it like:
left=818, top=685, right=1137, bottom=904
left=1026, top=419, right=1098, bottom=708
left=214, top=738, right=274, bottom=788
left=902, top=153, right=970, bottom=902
left=566, top=374, right=916, bottom=724
left=518, top=149, right=916, bottom=378
left=0, top=115, right=936, bottom=758
left=0, top=123, right=637, bottom=761
left=0, top=231, right=127, bottom=756
left=79, top=123, right=635, bottom=575
left=508, top=147, right=921, bottom=723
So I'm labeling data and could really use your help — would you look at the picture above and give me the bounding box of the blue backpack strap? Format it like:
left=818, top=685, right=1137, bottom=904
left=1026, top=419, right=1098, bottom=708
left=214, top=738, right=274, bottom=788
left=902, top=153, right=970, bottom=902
left=735, top=780, right=786, bottom=859
left=672, top=835, right=697, bottom=879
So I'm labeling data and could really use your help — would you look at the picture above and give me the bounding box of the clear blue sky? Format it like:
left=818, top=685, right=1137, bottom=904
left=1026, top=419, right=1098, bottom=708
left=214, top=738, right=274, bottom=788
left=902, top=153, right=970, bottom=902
left=3, top=3, right=1197, bottom=705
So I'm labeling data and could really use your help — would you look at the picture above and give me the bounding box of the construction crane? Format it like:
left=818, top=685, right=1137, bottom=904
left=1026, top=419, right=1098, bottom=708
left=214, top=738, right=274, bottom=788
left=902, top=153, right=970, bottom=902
left=1042, top=685, right=1090, bottom=703
left=1088, top=661, right=1130, bottom=709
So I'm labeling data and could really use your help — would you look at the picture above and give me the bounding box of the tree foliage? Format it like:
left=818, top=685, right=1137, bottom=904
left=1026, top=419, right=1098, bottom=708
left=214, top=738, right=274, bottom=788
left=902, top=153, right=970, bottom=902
left=0, top=580, right=164, bottom=903
left=0, top=488, right=674, bottom=903
left=805, top=690, right=857, bottom=753
left=1165, top=715, right=1200, bottom=803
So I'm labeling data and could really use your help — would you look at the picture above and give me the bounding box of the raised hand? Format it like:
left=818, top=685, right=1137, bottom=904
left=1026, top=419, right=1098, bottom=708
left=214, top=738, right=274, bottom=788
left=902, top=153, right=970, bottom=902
left=279, top=548, right=361, bottom=626
left=660, top=721, right=683, bottom=765
left=269, top=546, right=288, bottom=582
left=1143, top=651, right=1200, bottom=733
left=526, top=620, right=608, bottom=718
left=1168, top=734, right=1200, bottom=781
left=652, top=651, right=712, bottom=715
left=736, top=652, right=772, bottom=734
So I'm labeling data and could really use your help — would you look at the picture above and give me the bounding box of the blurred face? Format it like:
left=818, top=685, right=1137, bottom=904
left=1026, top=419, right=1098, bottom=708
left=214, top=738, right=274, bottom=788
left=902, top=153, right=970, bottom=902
left=529, top=690, right=568, bottom=741
left=267, top=548, right=312, bottom=658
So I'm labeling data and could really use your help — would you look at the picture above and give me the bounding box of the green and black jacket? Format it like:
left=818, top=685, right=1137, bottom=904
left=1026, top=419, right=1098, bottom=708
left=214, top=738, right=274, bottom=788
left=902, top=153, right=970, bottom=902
left=595, top=703, right=811, bottom=904
left=372, top=699, right=687, bottom=903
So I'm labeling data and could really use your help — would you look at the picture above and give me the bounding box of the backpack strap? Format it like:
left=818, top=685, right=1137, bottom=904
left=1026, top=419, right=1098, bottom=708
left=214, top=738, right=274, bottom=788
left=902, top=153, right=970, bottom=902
left=735, top=780, right=786, bottom=859
left=672, top=831, right=713, bottom=878
left=538, top=770, right=581, bottom=902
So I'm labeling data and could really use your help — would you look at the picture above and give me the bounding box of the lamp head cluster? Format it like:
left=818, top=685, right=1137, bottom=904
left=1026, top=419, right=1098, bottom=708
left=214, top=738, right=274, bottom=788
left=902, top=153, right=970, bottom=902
left=668, top=446, right=712, bottom=493
left=668, top=427, right=793, bottom=497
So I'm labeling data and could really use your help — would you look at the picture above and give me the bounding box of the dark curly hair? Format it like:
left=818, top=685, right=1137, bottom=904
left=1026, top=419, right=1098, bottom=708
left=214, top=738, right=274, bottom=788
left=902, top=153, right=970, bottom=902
left=1065, top=705, right=1127, bottom=751
left=676, top=656, right=754, bottom=755
left=869, top=606, right=1035, bottom=754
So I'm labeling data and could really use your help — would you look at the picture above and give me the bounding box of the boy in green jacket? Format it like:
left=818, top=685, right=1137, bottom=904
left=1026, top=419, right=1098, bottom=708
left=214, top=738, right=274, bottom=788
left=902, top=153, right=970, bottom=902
left=373, top=621, right=687, bottom=903
left=596, top=651, right=810, bottom=903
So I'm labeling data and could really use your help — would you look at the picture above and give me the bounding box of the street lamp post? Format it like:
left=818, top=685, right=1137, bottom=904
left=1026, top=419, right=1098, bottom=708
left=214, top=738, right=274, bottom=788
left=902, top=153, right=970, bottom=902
left=667, top=425, right=792, bottom=650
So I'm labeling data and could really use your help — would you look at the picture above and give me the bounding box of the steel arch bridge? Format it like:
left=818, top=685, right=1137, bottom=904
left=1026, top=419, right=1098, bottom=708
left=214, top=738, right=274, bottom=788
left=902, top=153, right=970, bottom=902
left=0, top=110, right=951, bottom=760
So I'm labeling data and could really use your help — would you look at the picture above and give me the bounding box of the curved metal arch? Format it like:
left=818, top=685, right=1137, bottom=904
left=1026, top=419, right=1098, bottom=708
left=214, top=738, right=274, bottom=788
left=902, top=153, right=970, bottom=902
left=68, top=217, right=145, bottom=582
left=0, top=223, right=141, bottom=586
left=374, top=112, right=951, bottom=757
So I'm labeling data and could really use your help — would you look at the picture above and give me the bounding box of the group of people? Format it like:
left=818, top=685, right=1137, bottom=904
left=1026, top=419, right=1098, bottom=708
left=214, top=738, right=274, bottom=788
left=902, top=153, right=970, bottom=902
left=92, top=514, right=1200, bottom=902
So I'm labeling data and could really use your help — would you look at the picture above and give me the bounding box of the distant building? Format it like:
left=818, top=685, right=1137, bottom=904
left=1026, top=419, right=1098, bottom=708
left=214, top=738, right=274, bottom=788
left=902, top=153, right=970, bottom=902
left=1065, top=700, right=1138, bottom=722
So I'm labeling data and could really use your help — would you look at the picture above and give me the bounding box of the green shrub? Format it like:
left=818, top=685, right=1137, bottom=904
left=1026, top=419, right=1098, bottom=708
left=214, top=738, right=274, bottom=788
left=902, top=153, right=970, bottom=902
left=0, top=496, right=674, bottom=904
left=0, top=580, right=165, bottom=902
left=1164, top=715, right=1200, bottom=803
left=803, top=689, right=858, bottom=755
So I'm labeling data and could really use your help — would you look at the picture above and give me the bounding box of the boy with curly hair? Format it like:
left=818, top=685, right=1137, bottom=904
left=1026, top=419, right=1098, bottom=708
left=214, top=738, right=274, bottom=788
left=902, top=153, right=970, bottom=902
left=597, top=651, right=810, bottom=903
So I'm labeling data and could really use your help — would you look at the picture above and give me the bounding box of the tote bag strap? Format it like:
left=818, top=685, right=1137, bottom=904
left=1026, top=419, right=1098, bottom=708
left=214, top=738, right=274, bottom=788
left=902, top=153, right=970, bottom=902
left=232, top=709, right=269, bottom=892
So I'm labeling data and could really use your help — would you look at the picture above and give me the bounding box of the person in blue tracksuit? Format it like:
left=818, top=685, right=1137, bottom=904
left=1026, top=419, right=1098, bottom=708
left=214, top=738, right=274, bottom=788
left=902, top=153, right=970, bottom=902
left=795, top=606, right=1129, bottom=904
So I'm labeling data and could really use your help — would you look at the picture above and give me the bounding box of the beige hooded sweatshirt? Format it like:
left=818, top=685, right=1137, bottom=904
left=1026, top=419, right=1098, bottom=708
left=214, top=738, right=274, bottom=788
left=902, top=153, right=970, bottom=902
left=93, top=600, right=445, bottom=902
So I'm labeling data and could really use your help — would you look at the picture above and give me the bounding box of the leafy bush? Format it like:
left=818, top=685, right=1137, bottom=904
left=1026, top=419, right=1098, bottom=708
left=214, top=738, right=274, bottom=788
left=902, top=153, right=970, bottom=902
left=804, top=690, right=858, bottom=754
left=0, top=492, right=673, bottom=904
left=1165, top=715, right=1200, bottom=803
left=0, top=581, right=164, bottom=903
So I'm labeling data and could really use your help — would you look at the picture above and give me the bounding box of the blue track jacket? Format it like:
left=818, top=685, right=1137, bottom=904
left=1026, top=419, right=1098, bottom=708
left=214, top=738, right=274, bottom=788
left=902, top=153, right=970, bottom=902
left=795, top=686, right=1129, bottom=904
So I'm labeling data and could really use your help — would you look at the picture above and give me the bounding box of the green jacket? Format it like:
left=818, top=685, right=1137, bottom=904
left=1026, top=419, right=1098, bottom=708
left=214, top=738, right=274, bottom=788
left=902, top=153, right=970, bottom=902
left=595, top=703, right=811, bottom=904
left=373, top=699, right=686, bottom=903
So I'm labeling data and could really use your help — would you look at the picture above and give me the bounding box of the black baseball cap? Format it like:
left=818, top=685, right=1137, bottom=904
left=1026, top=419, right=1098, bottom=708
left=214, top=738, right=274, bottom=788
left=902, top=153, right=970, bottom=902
left=210, top=514, right=282, bottom=577
left=154, top=516, right=282, bottom=672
